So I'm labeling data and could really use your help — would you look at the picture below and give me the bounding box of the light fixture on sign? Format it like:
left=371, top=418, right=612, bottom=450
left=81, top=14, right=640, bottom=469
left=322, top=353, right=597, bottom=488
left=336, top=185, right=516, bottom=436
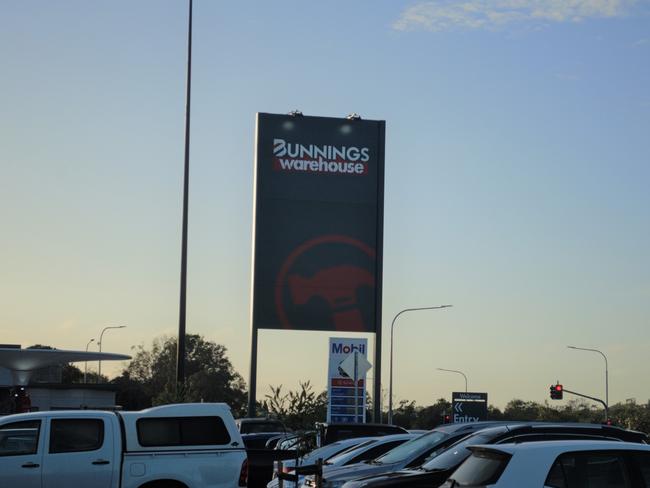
left=346, top=113, right=362, bottom=120
left=288, top=110, right=303, bottom=117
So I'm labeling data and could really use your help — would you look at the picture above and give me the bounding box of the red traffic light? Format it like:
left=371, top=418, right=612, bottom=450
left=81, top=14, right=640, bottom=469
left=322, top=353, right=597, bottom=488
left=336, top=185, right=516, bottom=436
left=550, top=383, right=563, bottom=400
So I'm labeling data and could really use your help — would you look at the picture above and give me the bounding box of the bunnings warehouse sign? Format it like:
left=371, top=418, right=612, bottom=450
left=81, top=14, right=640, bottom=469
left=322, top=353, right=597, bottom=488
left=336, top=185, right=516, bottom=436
left=251, top=113, right=385, bottom=333
left=327, top=338, right=368, bottom=423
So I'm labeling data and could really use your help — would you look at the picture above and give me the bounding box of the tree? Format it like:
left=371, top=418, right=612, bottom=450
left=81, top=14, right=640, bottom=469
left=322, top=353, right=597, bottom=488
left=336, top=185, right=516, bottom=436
left=260, top=381, right=327, bottom=430
left=115, top=334, right=247, bottom=414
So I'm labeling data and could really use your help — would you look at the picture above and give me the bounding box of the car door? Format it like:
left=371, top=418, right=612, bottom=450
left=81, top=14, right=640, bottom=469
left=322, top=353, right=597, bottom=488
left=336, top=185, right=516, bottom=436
left=42, top=417, right=114, bottom=488
left=628, top=451, right=650, bottom=487
left=0, top=419, right=43, bottom=488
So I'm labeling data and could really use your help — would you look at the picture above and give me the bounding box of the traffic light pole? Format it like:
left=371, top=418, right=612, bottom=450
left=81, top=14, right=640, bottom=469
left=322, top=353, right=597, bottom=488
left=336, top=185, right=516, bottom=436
left=563, top=388, right=608, bottom=421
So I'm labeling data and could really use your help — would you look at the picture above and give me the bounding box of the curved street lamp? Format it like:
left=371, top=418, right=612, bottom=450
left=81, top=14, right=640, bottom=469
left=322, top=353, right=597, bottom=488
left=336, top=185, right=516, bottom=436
left=567, top=345, right=609, bottom=409
left=98, top=326, right=126, bottom=381
left=437, top=367, right=468, bottom=392
left=84, top=338, right=95, bottom=384
left=388, top=305, right=452, bottom=424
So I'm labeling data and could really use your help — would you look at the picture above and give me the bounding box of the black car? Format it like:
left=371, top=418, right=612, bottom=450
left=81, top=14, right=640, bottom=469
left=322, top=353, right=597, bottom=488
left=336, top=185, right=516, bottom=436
left=341, top=423, right=648, bottom=488
left=316, top=422, right=408, bottom=447
left=236, top=417, right=288, bottom=434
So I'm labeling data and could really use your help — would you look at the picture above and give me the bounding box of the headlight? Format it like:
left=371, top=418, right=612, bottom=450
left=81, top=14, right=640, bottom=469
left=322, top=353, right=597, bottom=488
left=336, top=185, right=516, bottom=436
left=304, top=476, right=316, bottom=487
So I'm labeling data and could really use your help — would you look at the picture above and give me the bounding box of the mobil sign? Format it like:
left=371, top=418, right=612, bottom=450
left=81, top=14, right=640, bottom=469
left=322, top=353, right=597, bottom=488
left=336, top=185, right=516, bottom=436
left=327, top=338, right=368, bottom=423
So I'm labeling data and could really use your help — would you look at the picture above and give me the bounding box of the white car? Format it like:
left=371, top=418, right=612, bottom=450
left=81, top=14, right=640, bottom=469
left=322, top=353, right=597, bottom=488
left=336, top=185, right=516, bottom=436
left=442, top=440, right=650, bottom=487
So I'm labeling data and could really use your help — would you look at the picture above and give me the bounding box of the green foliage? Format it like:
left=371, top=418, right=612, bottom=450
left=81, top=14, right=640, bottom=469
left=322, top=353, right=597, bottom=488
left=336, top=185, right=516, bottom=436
left=113, top=334, right=247, bottom=415
left=383, top=396, right=650, bottom=434
left=390, top=398, right=451, bottom=429
left=60, top=364, right=108, bottom=384
left=260, top=381, right=327, bottom=430
left=609, top=400, right=650, bottom=433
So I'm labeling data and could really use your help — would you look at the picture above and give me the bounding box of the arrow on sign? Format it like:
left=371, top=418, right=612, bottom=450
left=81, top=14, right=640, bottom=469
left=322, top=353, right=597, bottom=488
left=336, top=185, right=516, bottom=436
left=339, top=352, right=372, bottom=380
left=454, top=403, right=463, bottom=413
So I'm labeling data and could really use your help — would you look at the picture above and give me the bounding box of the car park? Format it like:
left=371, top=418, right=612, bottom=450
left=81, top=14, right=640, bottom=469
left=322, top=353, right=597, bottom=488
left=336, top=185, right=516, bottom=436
left=268, top=436, right=381, bottom=488
left=340, top=423, right=648, bottom=488
left=269, top=434, right=417, bottom=488
left=303, top=422, right=512, bottom=488
left=441, top=440, right=650, bottom=487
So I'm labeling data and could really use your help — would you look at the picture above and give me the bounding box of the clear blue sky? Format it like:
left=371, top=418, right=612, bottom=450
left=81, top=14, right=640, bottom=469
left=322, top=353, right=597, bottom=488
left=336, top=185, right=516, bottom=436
left=1, top=0, right=649, bottom=409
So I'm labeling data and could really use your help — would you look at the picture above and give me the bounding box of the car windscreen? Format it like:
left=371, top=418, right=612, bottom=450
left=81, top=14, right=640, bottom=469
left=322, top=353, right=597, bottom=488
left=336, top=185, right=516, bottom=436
left=325, top=440, right=378, bottom=464
left=372, top=431, right=447, bottom=465
left=307, top=441, right=365, bottom=463
left=422, top=427, right=509, bottom=471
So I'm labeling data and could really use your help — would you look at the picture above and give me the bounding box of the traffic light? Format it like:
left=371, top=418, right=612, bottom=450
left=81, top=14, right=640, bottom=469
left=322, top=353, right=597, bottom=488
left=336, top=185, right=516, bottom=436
left=550, top=383, right=563, bottom=400
left=441, top=414, right=451, bottom=424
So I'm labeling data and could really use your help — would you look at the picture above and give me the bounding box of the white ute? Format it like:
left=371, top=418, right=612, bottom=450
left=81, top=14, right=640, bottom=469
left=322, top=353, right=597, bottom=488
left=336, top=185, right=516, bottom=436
left=0, top=403, right=248, bottom=488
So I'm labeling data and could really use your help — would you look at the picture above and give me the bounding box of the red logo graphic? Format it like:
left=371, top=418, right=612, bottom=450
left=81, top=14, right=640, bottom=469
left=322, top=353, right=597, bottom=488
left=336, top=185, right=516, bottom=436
left=275, top=235, right=376, bottom=332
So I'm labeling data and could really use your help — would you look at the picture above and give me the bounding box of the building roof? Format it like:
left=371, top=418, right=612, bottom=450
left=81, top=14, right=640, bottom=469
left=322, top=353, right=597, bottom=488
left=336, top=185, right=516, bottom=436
left=0, top=348, right=131, bottom=385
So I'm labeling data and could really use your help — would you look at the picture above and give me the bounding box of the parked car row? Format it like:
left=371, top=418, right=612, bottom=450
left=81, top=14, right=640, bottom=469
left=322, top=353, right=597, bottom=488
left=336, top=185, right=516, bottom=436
left=264, top=421, right=650, bottom=488
left=2, top=405, right=648, bottom=488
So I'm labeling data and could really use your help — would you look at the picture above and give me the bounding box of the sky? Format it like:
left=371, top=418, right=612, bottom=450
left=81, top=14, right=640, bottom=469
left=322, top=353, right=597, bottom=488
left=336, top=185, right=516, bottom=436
left=1, top=0, right=649, bottom=410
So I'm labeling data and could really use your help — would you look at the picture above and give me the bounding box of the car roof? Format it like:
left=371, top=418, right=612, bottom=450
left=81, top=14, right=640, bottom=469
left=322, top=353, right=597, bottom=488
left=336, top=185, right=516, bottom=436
left=470, top=440, right=650, bottom=455
left=0, top=410, right=117, bottom=421
left=431, top=421, right=523, bottom=434
left=505, top=422, right=647, bottom=440
left=373, top=433, right=419, bottom=441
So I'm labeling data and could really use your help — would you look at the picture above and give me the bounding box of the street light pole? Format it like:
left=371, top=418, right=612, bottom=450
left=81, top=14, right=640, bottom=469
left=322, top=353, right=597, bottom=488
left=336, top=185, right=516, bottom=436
left=567, top=345, right=609, bottom=410
left=84, top=338, right=95, bottom=384
left=389, top=305, right=452, bottom=424
left=98, top=326, right=126, bottom=382
left=437, top=368, right=468, bottom=392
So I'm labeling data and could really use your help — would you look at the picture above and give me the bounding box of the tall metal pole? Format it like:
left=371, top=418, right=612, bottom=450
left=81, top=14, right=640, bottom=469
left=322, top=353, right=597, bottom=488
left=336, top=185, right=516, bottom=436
left=84, top=338, right=94, bottom=384
left=567, top=346, right=609, bottom=410
left=177, top=0, right=193, bottom=387
left=247, top=326, right=258, bottom=417
left=437, top=368, right=468, bottom=392
left=373, top=120, right=385, bottom=424
left=354, top=352, right=359, bottom=423
left=388, top=305, right=452, bottom=424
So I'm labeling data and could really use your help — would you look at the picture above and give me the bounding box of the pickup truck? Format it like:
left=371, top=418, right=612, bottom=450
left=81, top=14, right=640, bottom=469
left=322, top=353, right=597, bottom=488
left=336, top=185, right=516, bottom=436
left=0, top=403, right=248, bottom=488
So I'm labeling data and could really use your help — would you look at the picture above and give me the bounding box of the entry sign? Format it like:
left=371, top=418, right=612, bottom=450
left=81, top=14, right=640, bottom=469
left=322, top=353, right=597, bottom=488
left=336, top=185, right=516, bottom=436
left=452, top=392, right=488, bottom=423
left=328, top=338, right=368, bottom=423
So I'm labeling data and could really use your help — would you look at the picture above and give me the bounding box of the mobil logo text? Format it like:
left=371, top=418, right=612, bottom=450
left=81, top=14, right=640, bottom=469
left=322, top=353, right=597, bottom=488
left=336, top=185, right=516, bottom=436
left=331, top=342, right=366, bottom=355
